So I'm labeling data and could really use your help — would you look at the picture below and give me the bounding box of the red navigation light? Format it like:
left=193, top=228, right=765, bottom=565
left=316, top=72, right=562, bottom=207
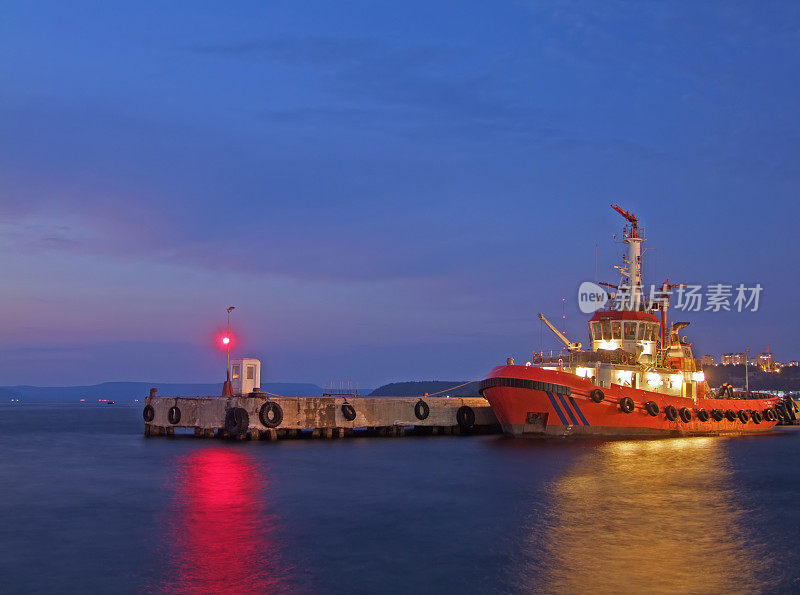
left=217, top=333, right=234, bottom=349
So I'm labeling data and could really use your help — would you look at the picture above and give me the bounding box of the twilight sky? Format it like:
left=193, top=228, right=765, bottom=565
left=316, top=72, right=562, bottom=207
left=1, top=1, right=799, bottom=387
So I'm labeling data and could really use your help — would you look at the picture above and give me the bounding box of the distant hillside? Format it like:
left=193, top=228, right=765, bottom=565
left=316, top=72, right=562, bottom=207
left=0, top=382, right=325, bottom=403
left=367, top=369, right=800, bottom=398
left=705, top=365, right=800, bottom=391
left=370, top=381, right=480, bottom=397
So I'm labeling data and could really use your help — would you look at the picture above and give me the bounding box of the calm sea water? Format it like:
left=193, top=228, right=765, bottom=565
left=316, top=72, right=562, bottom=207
left=1, top=404, right=799, bottom=594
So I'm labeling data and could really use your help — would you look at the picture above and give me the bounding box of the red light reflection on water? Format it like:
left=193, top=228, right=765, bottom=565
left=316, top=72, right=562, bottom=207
left=160, top=448, right=288, bottom=594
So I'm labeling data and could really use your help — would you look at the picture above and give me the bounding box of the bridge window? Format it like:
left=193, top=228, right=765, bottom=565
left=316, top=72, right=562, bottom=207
left=637, top=323, right=646, bottom=340
left=590, top=322, right=602, bottom=341
left=602, top=321, right=612, bottom=340
left=612, top=322, right=622, bottom=340
left=624, top=322, right=636, bottom=340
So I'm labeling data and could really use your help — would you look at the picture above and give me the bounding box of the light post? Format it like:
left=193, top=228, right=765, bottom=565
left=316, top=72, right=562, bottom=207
left=221, top=306, right=235, bottom=397
left=225, top=306, right=235, bottom=377
left=745, top=348, right=750, bottom=394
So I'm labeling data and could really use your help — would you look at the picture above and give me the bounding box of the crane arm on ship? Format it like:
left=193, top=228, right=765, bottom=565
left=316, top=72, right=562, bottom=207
left=538, top=313, right=582, bottom=351
left=611, top=204, right=640, bottom=241
left=610, top=204, right=638, bottom=224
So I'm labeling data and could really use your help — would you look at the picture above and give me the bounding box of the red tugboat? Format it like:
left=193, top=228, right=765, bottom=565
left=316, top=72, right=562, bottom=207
left=480, top=205, right=784, bottom=437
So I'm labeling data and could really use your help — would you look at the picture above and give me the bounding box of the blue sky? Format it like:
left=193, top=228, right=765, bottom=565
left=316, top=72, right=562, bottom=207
left=1, top=1, right=799, bottom=386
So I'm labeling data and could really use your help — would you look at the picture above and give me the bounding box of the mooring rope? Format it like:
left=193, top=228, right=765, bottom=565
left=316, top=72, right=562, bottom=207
left=254, top=379, right=483, bottom=400
left=420, top=379, right=481, bottom=398
left=259, top=390, right=288, bottom=398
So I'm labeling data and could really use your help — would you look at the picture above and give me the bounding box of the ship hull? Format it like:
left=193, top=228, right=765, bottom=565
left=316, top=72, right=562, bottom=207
left=480, top=365, right=782, bottom=438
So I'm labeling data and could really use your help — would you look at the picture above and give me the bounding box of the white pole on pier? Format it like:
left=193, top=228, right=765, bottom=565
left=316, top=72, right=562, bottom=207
left=226, top=306, right=235, bottom=377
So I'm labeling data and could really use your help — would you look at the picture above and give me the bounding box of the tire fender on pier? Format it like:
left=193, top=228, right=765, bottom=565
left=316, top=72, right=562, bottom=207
left=456, top=405, right=475, bottom=430
left=341, top=403, right=357, bottom=422
left=414, top=399, right=430, bottom=420
left=168, top=406, right=181, bottom=425
left=225, top=407, right=249, bottom=437
left=142, top=405, right=155, bottom=422
left=259, top=401, right=283, bottom=428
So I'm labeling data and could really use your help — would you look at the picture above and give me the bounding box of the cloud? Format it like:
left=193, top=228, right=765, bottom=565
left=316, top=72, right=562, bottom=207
left=184, top=34, right=556, bottom=133
left=185, top=36, right=383, bottom=63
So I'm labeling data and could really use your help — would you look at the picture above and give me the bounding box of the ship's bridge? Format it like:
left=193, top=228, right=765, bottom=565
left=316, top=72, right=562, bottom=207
left=588, top=310, right=660, bottom=364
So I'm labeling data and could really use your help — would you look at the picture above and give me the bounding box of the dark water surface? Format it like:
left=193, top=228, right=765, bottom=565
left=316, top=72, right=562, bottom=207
left=1, top=405, right=798, bottom=594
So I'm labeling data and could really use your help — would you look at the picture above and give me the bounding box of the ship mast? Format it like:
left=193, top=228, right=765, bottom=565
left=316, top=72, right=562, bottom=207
left=611, top=204, right=644, bottom=309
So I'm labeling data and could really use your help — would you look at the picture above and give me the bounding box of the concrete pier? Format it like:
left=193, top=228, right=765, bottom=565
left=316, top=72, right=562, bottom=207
left=142, top=394, right=499, bottom=440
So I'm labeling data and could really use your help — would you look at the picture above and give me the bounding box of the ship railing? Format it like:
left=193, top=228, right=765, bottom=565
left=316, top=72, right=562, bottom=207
left=709, top=390, right=777, bottom=400
left=536, top=350, right=638, bottom=367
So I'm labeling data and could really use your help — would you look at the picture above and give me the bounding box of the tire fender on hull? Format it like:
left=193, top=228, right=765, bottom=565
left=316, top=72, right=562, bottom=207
left=644, top=401, right=659, bottom=417
left=589, top=389, right=605, bottom=403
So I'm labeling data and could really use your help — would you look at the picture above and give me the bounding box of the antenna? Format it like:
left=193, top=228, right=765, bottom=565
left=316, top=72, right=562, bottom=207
left=539, top=316, right=543, bottom=353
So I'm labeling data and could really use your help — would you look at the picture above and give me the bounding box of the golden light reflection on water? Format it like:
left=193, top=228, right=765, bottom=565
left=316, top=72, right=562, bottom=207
left=529, top=438, right=768, bottom=594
